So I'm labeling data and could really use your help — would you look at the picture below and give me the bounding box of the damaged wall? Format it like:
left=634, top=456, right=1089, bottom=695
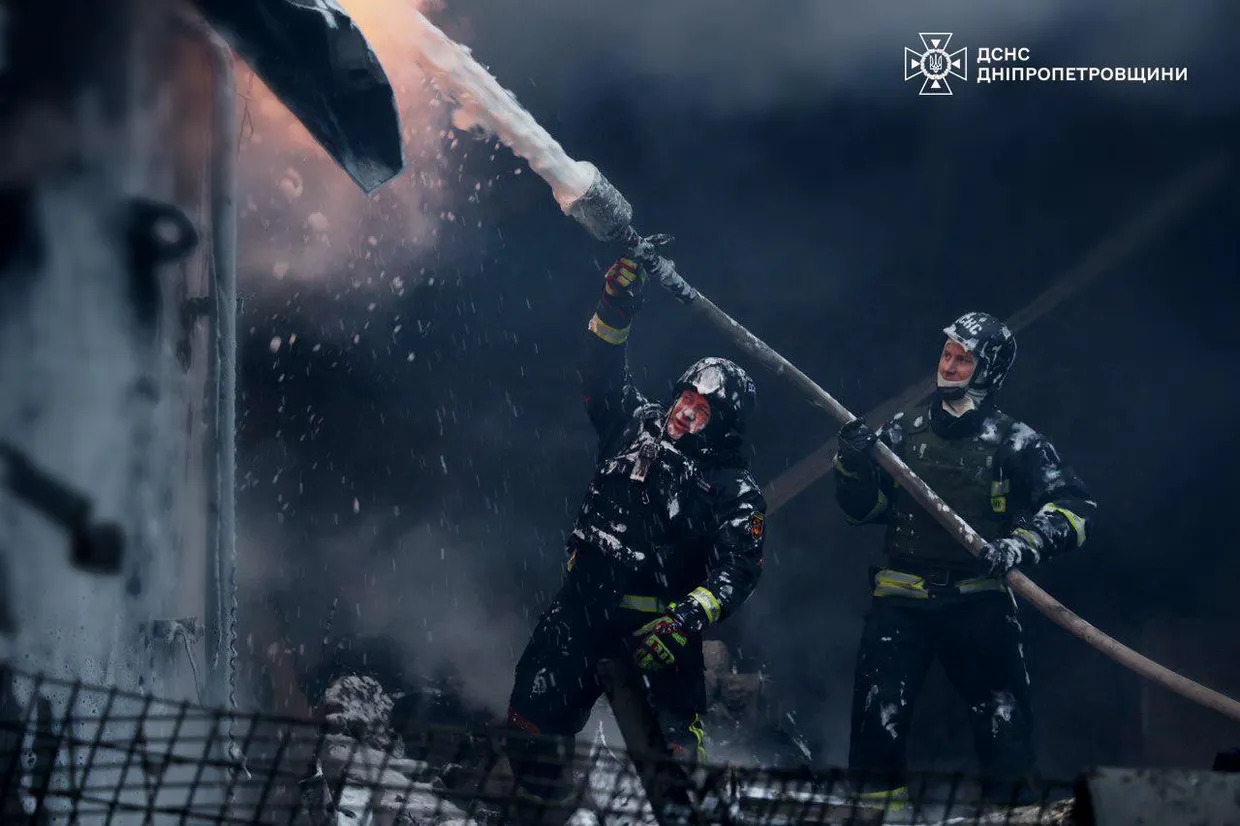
left=0, top=0, right=234, bottom=766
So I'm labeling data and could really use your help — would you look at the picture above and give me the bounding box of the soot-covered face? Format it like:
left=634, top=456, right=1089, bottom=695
left=665, top=389, right=712, bottom=441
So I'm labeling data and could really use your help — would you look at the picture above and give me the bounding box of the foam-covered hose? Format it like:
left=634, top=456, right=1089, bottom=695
left=565, top=170, right=1240, bottom=727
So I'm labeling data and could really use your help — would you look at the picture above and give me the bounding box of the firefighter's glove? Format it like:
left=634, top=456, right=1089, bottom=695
left=977, top=528, right=1046, bottom=578
left=836, top=419, right=878, bottom=473
left=632, top=612, right=689, bottom=672
left=602, top=258, right=647, bottom=313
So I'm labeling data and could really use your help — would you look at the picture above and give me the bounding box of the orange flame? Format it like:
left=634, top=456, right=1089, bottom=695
left=237, top=0, right=455, bottom=289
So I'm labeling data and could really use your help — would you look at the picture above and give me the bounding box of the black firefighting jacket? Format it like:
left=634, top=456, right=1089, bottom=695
left=834, top=397, right=1095, bottom=571
left=565, top=315, right=766, bottom=632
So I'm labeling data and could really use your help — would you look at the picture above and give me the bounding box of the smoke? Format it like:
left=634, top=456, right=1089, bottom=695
left=236, top=0, right=461, bottom=307
left=229, top=0, right=1239, bottom=776
left=238, top=502, right=533, bottom=714
left=438, top=0, right=1235, bottom=113
left=231, top=0, right=1235, bottom=300
left=337, top=521, right=530, bottom=712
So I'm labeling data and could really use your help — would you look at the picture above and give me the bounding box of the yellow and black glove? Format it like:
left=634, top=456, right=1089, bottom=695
left=590, top=257, right=648, bottom=346
left=631, top=589, right=719, bottom=671
left=603, top=257, right=647, bottom=304
left=632, top=611, right=689, bottom=671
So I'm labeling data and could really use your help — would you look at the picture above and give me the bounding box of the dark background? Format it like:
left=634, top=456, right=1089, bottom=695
left=234, top=0, right=1240, bottom=779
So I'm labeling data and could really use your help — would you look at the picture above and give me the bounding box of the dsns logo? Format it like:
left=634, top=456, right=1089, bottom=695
left=904, top=33, right=968, bottom=96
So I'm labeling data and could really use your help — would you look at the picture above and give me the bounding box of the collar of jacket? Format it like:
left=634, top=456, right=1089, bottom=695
left=651, top=405, right=749, bottom=469
left=661, top=430, right=748, bottom=469
left=928, top=394, right=992, bottom=439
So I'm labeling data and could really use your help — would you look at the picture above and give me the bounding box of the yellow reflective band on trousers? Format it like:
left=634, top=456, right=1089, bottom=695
left=872, top=569, right=1004, bottom=598
left=955, top=576, right=1006, bottom=594
left=856, top=785, right=909, bottom=811
left=587, top=313, right=629, bottom=344
left=872, top=569, right=929, bottom=599
left=688, top=587, right=722, bottom=624
left=619, top=594, right=667, bottom=613
left=689, top=714, right=707, bottom=762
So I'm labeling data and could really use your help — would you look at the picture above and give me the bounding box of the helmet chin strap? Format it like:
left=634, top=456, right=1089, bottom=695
left=936, top=375, right=987, bottom=416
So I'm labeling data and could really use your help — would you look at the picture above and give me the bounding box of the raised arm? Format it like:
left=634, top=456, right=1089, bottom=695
left=580, top=257, right=651, bottom=448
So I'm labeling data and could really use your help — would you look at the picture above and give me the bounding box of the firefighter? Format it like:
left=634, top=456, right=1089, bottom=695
left=833, top=312, right=1095, bottom=803
left=504, top=257, right=767, bottom=817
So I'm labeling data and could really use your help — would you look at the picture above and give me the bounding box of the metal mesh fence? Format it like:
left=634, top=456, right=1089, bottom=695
left=0, top=666, right=1075, bottom=825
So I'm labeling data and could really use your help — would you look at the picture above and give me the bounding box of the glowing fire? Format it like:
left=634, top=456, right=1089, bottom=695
left=237, top=0, right=456, bottom=289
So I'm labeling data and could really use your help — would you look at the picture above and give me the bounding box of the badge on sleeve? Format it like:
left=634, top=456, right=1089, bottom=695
left=749, top=512, right=766, bottom=539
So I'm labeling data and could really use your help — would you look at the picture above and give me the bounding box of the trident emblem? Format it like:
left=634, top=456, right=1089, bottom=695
left=905, top=33, right=968, bottom=96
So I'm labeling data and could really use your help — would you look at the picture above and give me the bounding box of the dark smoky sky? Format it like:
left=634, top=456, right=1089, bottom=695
left=234, top=0, right=1240, bottom=776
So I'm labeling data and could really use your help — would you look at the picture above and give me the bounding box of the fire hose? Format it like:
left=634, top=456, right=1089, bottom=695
left=401, top=11, right=1240, bottom=726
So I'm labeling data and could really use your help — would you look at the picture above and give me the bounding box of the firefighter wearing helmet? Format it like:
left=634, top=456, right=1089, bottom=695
left=832, top=312, right=1096, bottom=804
left=503, top=257, right=766, bottom=822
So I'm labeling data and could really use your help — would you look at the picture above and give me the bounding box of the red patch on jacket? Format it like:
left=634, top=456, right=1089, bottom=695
left=507, top=707, right=541, bottom=734
left=750, top=513, right=766, bottom=539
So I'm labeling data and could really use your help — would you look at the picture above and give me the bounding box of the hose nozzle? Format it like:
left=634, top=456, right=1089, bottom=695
left=563, top=164, right=633, bottom=242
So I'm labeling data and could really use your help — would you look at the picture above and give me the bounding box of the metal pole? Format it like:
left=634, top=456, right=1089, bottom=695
left=204, top=11, right=240, bottom=746
left=176, top=17, right=240, bottom=790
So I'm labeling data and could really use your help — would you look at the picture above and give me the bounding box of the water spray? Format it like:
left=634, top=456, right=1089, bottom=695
left=401, top=11, right=1240, bottom=726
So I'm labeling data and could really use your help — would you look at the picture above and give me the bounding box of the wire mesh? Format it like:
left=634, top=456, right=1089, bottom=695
left=0, top=666, right=1075, bottom=824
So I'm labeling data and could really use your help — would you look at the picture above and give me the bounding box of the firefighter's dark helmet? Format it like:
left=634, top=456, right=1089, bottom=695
left=672, top=357, right=757, bottom=434
left=943, top=311, right=1017, bottom=394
